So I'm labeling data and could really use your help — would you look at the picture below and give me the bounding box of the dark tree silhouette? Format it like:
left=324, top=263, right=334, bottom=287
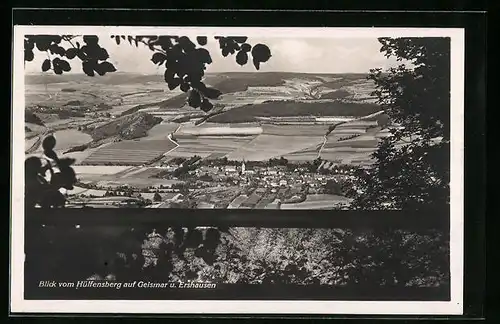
left=344, top=37, right=450, bottom=209
left=24, top=35, right=272, bottom=112
left=25, top=135, right=78, bottom=208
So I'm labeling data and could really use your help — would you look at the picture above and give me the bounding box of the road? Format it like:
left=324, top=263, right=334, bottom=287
left=317, top=110, right=385, bottom=159
left=25, top=130, right=49, bottom=154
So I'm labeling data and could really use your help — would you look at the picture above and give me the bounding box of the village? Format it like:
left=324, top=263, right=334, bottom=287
left=68, top=157, right=356, bottom=209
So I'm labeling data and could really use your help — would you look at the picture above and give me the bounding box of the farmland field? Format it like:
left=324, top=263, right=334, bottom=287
left=140, top=122, right=180, bottom=140
left=25, top=137, right=39, bottom=151
left=261, top=124, right=330, bottom=136
left=228, top=195, right=248, bottom=209
left=283, top=145, right=322, bottom=161
left=83, top=139, right=177, bottom=165
left=95, top=178, right=182, bottom=189
left=323, top=136, right=379, bottom=149
left=176, top=124, right=262, bottom=137
left=226, top=134, right=324, bottom=161
left=280, top=194, right=352, bottom=209
left=50, top=129, right=93, bottom=150
left=72, top=165, right=132, bottom=175
left=168, top=136, right=256, bottom=159
left=120, top=167, right=163, bottom=179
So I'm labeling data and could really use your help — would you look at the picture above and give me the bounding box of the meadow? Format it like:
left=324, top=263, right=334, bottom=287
left=83, top=139, right=177, bottom=165
left=226, top=134, right=325, bottom=161
left=168, top=136, right=255, bottom=159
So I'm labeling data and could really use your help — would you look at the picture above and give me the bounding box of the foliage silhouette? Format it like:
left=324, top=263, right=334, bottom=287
left=344, top=37, right=451, bottom=209
left=24, top=35, right=271, bottom=112
left=26, top=226, right=449, bottom=288
left=25, top=135, right=78, bottom=208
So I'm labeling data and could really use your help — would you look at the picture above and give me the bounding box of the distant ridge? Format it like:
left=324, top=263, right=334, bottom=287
left=25, top=71, right=369, bottom=86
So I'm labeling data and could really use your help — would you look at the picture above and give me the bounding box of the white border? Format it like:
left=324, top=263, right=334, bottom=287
left=10, top=26, right=465, bottom=315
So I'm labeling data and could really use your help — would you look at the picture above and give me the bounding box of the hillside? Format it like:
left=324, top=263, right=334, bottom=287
left=25, top=73, right=164, bottom=86
left=320, top=89, right=351, bottom=100
left=203, top=72, right=323, bottom=94
left=85, top=112, right=162, bottom=141
left=208, top=100, right=381, bottom=123
left=25, top=111, right=45, bottom=126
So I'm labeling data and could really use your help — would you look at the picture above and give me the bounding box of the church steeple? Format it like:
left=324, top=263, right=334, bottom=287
left=241, top=159, right=246, bottom=174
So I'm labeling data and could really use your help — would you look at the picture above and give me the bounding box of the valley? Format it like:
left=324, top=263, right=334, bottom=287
left=25, top=71, right=391, bottom=209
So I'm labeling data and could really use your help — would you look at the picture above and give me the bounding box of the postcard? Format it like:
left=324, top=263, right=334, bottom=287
left=11, top=25, right=464, bottom=315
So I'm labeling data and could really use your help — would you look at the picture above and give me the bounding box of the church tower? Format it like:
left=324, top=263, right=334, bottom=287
left=241, top=160, right=246, bottom=174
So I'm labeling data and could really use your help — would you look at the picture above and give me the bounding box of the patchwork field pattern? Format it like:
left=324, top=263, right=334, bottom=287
left=83, top=140, right=177, bottom=165
left=225, top=134, right=325, bottom=161
left=165, top=136, right=255, bottom=159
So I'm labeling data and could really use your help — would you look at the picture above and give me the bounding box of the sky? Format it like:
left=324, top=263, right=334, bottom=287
left=25, top=37, right=403, bottom=75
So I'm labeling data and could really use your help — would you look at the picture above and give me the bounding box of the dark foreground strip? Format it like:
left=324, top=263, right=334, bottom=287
left=24, top=282, right=450, bottom=301
left=24, top=207, right=450, bottom=230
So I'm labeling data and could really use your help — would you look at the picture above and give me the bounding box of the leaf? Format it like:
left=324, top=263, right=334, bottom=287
left=94, top=64, right=106, bottom=76
left=164, top=69, right=175, bottom=84
left=96, top=47, right=109, bottom=60
left=195, top=48, right=212, bottom=64
left=42, top=135, right=56, bottom=151
left=241, top=43, right=251, bottom=52
left=236, top=51, right=248, bottom=66
left=35, top=39, right=51, bottom=52
left=127, top=36, right=133, bottom=45
left=51, top=36, right=62, bottom=44
left=167, top=77, right=181, bottom=90
left=82, top=61, right=95, bottom=76
left=99, top=61, right=117, bottom=73
left=65, top=48, right=78, bottom=59
left=24, top=49, right=34, bottom=62
left=200, top=99, right=213, bottom=112
left=49, top=44, right=66, bottom=56
left=251, top=43, right=272, bottom=63
left=199, top=86, right=222, bottom=100
left=231, top=37, right=248, bottom=43
left=196, top=36, right=207, bottom=46
left=53, top=65, right=63, bottom=75
left=178, top=36, right=196, bottom=52
left=187, top=90, right=201, bottom=108
left=58, top=59, right=71, bottom=72
left=115, top=36, right=121, bottom=45
left=151, top=52, right=167, bottom=65
left=83, top=35, right=99, bottom=45
left=252, top=57, right=260, bottom=70
left=76, top=50, right=86, bottom=61
left=24, top=39, right=34, bottom=51
left=180, top=83, right=190, bottom=92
